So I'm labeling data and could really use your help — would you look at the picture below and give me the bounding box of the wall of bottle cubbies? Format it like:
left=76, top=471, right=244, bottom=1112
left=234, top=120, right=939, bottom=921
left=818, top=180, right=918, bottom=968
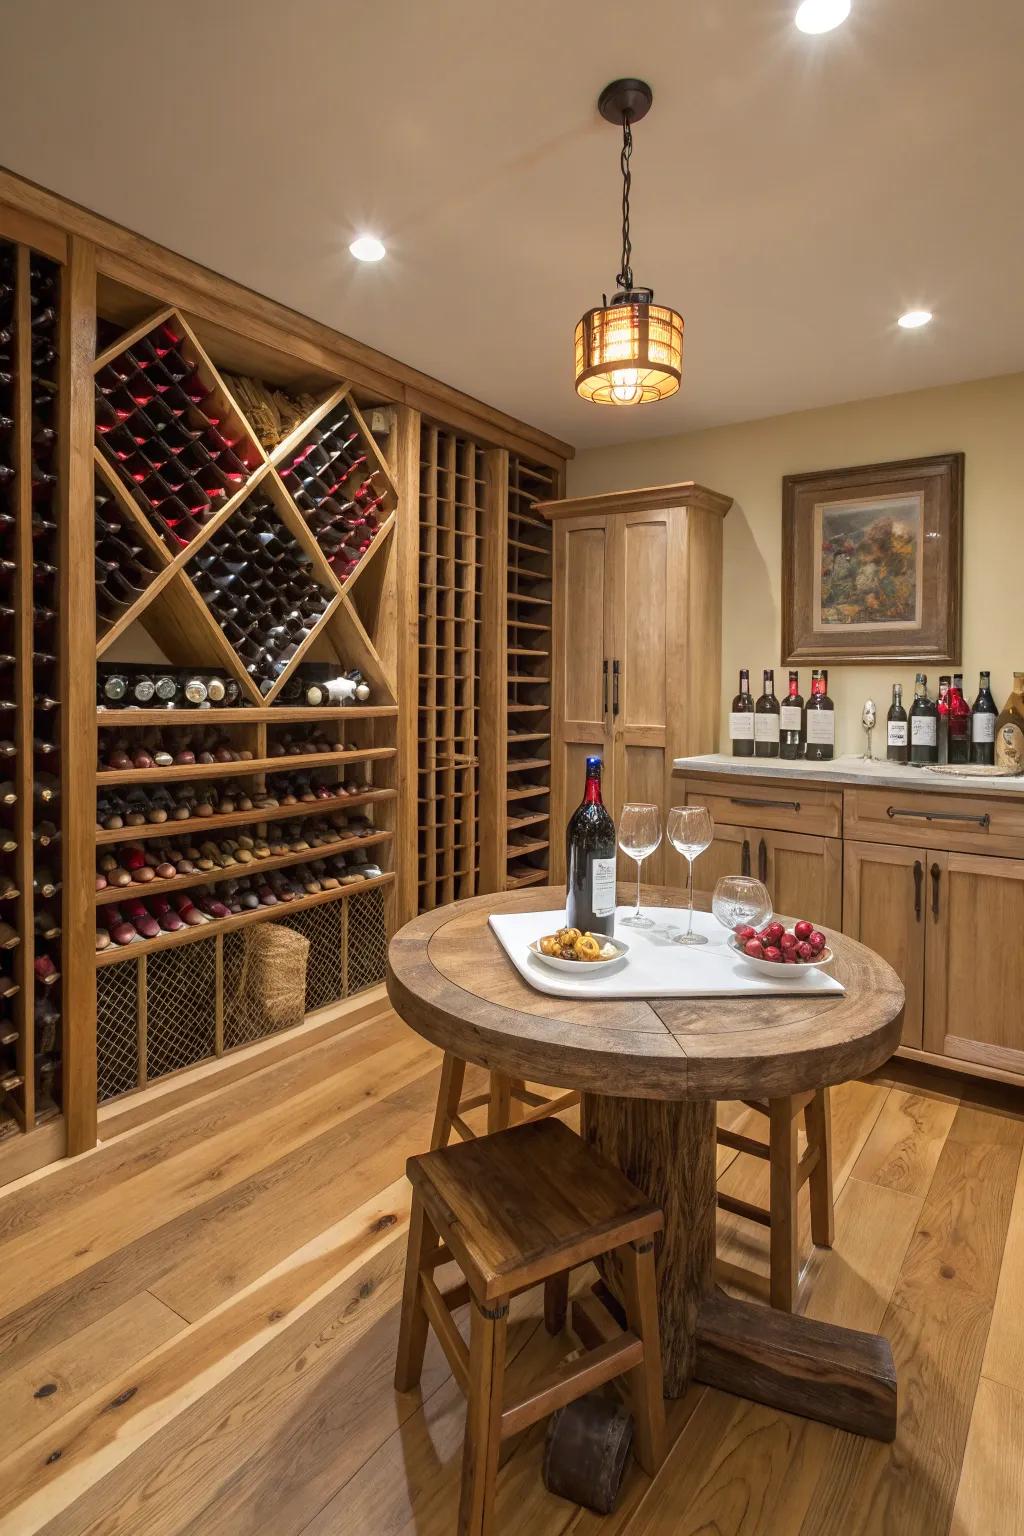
left=0, top=238, right=64, bottom=1140
left=90, top=289, right=400, bottom=1102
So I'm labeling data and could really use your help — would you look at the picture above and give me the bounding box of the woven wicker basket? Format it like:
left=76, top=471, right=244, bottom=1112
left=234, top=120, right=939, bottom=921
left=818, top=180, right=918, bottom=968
left=227, top=922, right=309, bottom=1038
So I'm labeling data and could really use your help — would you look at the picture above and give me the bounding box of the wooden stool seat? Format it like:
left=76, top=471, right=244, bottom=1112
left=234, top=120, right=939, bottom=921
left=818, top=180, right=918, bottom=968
left=396, top=1118, right=666, bottom=1535
left=408, top=1116, right=662, bottom=1300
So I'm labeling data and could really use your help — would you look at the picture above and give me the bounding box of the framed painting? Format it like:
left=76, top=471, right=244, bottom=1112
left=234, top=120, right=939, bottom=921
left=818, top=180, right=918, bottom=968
left=781, top=452, right=963, bottom=665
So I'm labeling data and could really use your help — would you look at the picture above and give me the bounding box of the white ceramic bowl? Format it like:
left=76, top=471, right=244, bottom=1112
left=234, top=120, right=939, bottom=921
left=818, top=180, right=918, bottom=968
left=726, top=933, right=835, bottom=977
left=528, top=937, right=630, bottom=974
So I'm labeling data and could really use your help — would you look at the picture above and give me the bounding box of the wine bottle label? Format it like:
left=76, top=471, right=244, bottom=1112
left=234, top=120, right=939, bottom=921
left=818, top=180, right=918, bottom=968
left=996, top=721, right=1024, bottom=771
left=911, top=716, right=937, bottom=746
left=754, top=714, right=780, bottom=742
left=590, top=857, right=616, bottom=918
left=805, top=711, right=835, bottom=745
left=779, top=705, right=802, bottom=731
left=729, top=712, right=754, bottom=741
left=972, top=713, right=996, bottom=743
left=887, top=721, right=908, bottom=746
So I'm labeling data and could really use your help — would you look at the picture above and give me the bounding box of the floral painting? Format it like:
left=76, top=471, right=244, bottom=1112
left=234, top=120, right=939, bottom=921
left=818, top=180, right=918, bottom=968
left=813, top=492, right=923, bottom=631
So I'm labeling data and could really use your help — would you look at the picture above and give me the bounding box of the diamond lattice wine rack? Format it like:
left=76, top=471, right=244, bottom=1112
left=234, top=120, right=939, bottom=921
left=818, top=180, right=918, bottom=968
left=91, top=298, right=401, bottom=1098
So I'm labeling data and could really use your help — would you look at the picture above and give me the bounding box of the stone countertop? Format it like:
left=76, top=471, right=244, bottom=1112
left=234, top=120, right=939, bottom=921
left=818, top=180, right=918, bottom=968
left=672, top=753, right=1024, bottom=798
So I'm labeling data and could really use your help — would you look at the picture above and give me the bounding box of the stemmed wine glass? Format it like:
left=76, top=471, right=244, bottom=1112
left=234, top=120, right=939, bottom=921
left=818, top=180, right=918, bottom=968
left=667, top=805, right=714, bottom=945
left=711, top=876, right=773, bottom=937
left=617, top=803, right=663, bottom=928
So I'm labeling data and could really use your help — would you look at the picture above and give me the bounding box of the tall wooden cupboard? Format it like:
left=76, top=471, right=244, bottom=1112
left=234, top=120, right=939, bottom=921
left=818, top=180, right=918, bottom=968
left=539, top=483, right=732, bottom=884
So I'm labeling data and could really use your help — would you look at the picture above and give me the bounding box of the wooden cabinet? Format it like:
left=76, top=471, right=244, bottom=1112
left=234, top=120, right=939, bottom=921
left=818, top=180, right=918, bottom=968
left=759, top=828, right=843, bottom=932
left=544, top=484, right=732, bottom=883
left=843, top=841, right=927, bottom=1049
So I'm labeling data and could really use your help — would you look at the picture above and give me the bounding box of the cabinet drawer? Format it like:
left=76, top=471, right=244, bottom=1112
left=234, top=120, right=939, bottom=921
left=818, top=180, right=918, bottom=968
left=844, top=787, right=1024, bottom=857
left=681, top=777, right=842, bottom=837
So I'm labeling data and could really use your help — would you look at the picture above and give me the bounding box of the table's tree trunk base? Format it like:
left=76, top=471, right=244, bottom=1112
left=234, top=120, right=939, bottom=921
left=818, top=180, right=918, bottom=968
left=582, top=1093, right=717, bottom=1397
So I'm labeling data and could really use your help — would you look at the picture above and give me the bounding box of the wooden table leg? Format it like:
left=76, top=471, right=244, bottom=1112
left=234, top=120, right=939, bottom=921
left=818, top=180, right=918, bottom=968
left=582, top=1094, right=716, bottom=1398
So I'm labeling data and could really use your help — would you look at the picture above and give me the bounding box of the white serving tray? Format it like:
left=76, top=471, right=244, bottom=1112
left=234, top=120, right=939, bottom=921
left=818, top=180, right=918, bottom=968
left=489, top=907, right=845, bottom=1001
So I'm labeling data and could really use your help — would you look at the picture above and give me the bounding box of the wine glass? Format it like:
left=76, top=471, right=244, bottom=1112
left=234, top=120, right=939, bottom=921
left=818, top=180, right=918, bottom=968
left=617, top=803, right=662, bottom=928
left=666, top=805, right=714, bottom=945
left=711, top=876, right=773, bottom=938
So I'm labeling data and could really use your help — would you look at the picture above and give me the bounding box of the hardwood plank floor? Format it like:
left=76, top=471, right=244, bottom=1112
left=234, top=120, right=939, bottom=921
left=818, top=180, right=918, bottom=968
left=1, top=1001, right=1021, bottom=1536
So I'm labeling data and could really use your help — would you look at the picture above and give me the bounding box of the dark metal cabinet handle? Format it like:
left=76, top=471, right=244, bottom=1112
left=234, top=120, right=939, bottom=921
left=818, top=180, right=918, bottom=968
left=602, top=658, right=608, bottom=716
left=887, top=805, right=991, bottom=830
left=930, top=862, right=941, bottom=918
left=612, top=659, right=620, bottom=718
left=729, top=796, right=801, bottom=813
left=758, top=837, right=768, bottom=884
left=741, top=839, right=751, bottom=877
left=913, top=860, right=923, bottom=921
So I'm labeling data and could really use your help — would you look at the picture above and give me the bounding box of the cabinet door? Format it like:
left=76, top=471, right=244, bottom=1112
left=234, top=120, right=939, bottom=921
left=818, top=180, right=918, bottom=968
left=924, top=852, right=1024, bottom=1074
left=843, top=841, right=926, bottom=1049
left=687, top=823, right=752, bottom=900
left=758, top=830, right=843, bottom=933
left=608, top=507, right=679, bottom=884
left=550, top=515, right=614, bottom=880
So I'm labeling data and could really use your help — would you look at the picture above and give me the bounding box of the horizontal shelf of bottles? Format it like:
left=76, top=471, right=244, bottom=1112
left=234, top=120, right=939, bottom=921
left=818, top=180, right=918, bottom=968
left=416, top=425, right=484, bottom=912
left=0, top=237, right=65, bottom=1139
left=96, top=785, right=397, bottom=844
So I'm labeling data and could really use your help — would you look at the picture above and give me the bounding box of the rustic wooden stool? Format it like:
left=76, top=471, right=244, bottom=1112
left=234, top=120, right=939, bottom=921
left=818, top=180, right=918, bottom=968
left=394, top=1117, right=666, bottom=1536
left=430, top=1050, right=580, bottom=1147
left=716, top=1087, right=834, bottom=1310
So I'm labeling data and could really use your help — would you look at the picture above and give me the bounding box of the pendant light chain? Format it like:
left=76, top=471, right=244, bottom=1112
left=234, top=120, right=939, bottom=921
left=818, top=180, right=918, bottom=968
left=616, top=114, right=634, bottom=293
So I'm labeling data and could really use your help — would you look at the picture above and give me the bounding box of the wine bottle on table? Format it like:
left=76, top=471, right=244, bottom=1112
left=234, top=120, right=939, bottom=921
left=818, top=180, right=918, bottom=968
left=565, top=756, right=617, bottom=938
left=971, top=670, right=998, bottom=765
left=886, top=683, right=908, bottom=764
left=936, top=675, right=951, bottom=765
left=909, top=673, right=937, bottom=765
left=730, top=669, right=755, bottom=758
left=754, top=669, right=780, bottom=759
left=995, top=673, right=1024, bottom=772
left=804, top=669, right=835, bottom=761
left=948, top=674, right=971, bottom=766
left=779, top=670, right=804, bottom=760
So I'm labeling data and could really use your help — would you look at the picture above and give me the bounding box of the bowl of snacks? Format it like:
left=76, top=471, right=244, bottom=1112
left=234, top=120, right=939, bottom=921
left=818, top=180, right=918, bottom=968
left=529, top=926, right=629, bottom=974
left=726, top=919, right=834, bottom=977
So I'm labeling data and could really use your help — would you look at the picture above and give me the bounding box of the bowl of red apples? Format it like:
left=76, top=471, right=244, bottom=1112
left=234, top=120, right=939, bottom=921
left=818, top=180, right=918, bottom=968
left=727, top=919, right=834, bottom=977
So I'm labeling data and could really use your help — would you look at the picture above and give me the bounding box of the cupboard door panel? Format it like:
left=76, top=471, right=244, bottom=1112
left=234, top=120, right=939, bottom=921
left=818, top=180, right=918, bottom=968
left=843, top=840, right=926, bottom=1049
left=620, top=517, right=668, bottom=730
left=924, top=852, right=1024, bottom=1074
left=690, top=823, right=751, bottom=901
left=617, top=744, right=668, bottom=884
left=760, top=830, right=843, bottom=933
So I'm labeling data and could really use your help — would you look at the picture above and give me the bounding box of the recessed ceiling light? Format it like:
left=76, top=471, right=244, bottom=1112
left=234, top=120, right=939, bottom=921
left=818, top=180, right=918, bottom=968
left=897, top=309, right=933, bottom=329
left=349, top=235, right=386, bottom=262
left=795, top=0, right=851, bottom=34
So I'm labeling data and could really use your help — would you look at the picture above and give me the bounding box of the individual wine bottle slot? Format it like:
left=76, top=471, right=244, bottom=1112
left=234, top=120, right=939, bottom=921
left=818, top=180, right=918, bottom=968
left=908, top=673, right=937, bottom=765
left=971, top=670, right=998, bottom=765
left=0, top=970, right=17, bottom=999
left=729, top=669, right=755, bottom=758
left=886, top=683, right=909, bottom=765
left=804, top=668, right=835, bottom=762
left=0, top=1070, right=24, bottom=1093
left=754, top=669, right=780, bottom=759
left=0, top=921, right=19, bottom=949
left=33, top=867, right=61, bottom=899
left=565, top=756, right=616, bottom=938
left=35, top=909, right=61, bottom=940
left=33, top=954, right=60, bottom=988
left=0, top=1021, right=17, bottom=1047
left=0, top=781, right=15, bottom=806
left=34, top=774, right=59, bottom=804
left=995, top=672, right=1024, bottom=772
left=0, top=832, right=15, bottom=854
left=33, top=820, right=59, bottom=846
left=779, top=670, right=804, bottom=760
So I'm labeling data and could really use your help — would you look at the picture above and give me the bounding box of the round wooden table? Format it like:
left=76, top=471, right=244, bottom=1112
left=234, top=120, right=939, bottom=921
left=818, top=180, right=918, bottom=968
left=388, top=885, right=905, bottom=1438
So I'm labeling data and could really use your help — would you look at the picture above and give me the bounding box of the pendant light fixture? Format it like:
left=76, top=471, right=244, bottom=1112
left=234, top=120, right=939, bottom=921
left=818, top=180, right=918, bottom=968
left=574, top=79, right=684, bottom=407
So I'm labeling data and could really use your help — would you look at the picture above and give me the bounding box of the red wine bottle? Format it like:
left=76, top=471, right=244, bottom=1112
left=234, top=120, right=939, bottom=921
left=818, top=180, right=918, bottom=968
left=804, top=668, right=835, bottom=762
left=948, top=674, right=971, bottom=766
left=565, top=756, right=616, bottom=938
left=779, top=670, right=804, bottom=760
left=971, top=670, right=998, bottom=765
left=730, top=669, right=755, bottom=758
left=909, top=673, right=937, bottom=765
left=754, top=669, right=780, bottom=759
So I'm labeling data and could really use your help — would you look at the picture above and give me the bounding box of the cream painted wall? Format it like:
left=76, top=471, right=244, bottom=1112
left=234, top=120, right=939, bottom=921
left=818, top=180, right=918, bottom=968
left=568, top=372, right=1024, bottom=756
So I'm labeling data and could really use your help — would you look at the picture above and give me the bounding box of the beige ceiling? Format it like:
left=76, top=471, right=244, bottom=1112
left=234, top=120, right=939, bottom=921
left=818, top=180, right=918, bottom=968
left=1, top=0, right=1022, bottom=449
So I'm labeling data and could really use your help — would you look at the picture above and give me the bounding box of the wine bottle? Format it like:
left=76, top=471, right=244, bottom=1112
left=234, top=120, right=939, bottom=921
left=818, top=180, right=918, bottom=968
left=565, top=756, right=617, bottom=938
left=886, top=683, right=909, bottom=764
left=754, top=669, right=780, bottom=759
left=995, top=672, right=1024, bottom=772
left=35, top=909, right=61, bottom=940
left=971, top=670, right=998, bottom=765
left=804, top=669, right=835, bottom=761
left=729, top=669, right=755, bottom=758
left=948, top=674, right=971, bottom=766
left=33, top=867, right=61, bottom=899
left=909, top=673, right=938, bottom=765
left=779, top=670, right=804, bottom=760
left=936, top=676, right=951, bottom=765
